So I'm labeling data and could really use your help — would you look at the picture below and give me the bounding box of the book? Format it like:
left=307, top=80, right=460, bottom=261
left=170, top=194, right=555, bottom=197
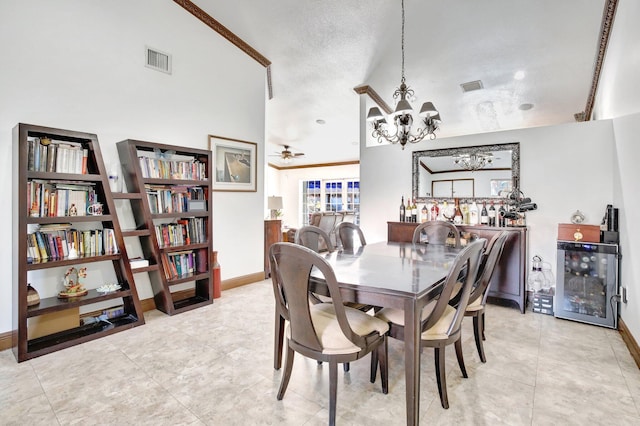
left=129, top=257, right=150, bottom=268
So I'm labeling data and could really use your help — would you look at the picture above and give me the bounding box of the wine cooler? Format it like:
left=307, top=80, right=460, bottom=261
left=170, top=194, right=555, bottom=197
left=555, top=241, right=619, bottom=328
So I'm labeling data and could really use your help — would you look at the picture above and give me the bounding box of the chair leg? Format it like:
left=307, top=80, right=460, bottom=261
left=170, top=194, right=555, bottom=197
left=473, top=313, right=487, bottom=363
left=277, top=344, right=295, bottom=400
left=481, top=311, right=486, bottom=341
left=329, top=361, right=338, bottom=426
left=343, top=362, right=350, bottom=372
left=454, top=337, right=468, bottom=378
left=434, top=347, right=449, bottom=409
left=274, top=312, right=284, bottom=370
left=378, top=336, right=388, bottom=394
left=370, top=348, right=378, bottom=383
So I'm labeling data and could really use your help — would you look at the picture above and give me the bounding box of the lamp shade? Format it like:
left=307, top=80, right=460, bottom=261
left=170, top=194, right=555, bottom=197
left=268, top=196, right=283, bottom=210
left=394, top=99, right=413, bottom=116
left=418, top=102, right=438, bottom=117
left=366, top=107, right=385, bottom=122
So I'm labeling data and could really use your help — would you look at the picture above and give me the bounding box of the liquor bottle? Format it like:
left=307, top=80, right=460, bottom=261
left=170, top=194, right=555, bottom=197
left=469, top=201, right=479, bottom=225
left=399, top=196, right=405, bottom=222
left=411, top=198, right=418, bottom=223
left=430, top=200, right=439, bottom=221
left=498, top=201, right=506, bottom=227
left=461, top=201, right=470, bottom=225
left=406, top=197, right=411, bottom=222
left=453, top=198, right=463, bottom=225
left=421, top=205, right=428, bottom=223
left=488, top=201, right=496, bottom=226
left=480, top=201, right=489, bottom=225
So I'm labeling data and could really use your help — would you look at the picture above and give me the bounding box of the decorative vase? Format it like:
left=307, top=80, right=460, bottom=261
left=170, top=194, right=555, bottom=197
left=26, top=283, right=40, bottom=306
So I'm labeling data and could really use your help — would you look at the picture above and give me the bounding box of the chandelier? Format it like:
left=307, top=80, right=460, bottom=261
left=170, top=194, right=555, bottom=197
left=366, top=0, right=441, bottom=149
left=453, top=152, right=494, bottom=171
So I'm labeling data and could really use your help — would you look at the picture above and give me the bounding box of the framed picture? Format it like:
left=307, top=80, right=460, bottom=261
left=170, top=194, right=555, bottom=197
left=208, top=135, right=257, bottom=192
left=490, top=179, right=512, bottom=197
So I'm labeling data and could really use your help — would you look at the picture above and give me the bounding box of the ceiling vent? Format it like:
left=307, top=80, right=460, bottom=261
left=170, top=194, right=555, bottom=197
left=145, top=46, right=172, bottom=74
left=460, top=80, right=483, bottom=93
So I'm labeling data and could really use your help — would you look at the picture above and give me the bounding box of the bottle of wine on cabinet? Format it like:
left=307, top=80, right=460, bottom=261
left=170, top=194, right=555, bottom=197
left=411, top=198, right=417, bottom=223
left=469, top=201, right=479, bottom=225
left=480, top=202, right=489, bottom=225
left=399, top=196, right=406, bottom=222
left=488, top=201, right=496, bottom=226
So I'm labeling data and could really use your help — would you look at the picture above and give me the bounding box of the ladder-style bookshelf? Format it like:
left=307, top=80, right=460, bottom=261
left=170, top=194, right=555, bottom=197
left=116, top=139, right=213, bottom=315
left=12, top=123, right=145, bottom=362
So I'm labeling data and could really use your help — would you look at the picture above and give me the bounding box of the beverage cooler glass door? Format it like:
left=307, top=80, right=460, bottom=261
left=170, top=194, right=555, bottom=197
left=555, top=242, right=619, bottom=328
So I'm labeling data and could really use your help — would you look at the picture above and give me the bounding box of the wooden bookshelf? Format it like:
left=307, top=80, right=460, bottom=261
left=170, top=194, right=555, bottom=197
left=116, top=139, right=213, bottom=315
left=12, top=123, right=145, bottom=362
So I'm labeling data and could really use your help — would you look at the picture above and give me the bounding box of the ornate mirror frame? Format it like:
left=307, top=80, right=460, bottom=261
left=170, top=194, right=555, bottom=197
left=412, top=142, right=520, bottom=203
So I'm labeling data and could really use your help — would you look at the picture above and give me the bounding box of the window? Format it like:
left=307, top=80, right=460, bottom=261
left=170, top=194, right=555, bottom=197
left=301, top=179, right=359, bottom=225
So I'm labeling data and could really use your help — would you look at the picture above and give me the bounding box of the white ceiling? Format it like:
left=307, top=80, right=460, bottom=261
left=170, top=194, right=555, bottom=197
left=193, top=0, right=607, bottom=166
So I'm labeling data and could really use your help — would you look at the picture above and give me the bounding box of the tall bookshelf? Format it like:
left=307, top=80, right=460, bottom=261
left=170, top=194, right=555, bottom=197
left=116, top=139, right=213, bottom=315
left=12, top=123, right=145, bottom=362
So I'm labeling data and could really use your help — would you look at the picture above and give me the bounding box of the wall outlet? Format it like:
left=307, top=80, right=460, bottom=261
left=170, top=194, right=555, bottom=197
left=621, top=286, right=628, bottom=304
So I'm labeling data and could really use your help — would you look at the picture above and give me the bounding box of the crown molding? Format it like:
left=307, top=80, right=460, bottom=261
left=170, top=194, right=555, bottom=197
left=173, top=0, right=273, bottom=99
left=581, top=0, right=619, bottom=121
left=353, top=85, right=393, bottom=115
left=268, top=160, right=359, bottom=171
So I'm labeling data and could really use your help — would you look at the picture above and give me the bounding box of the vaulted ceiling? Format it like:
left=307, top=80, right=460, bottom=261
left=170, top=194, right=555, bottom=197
left=182, top=0, right=612, bottom=167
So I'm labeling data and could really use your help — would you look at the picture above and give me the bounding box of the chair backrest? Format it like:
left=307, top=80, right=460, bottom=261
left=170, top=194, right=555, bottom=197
left=295, top=225, right=335, bottom=253
left=336, top=222, right=366, bottom=251
left=412, top=221, right=461, bottom=247
left=269, top=242, right=366, bottom=351
left=421, top=239, right=484, bottom=337
left=468, top=231, right=509, bottom=307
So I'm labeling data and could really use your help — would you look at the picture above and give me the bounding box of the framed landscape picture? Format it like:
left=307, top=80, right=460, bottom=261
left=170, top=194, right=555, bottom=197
left=208, top=135, right=257, bottom=192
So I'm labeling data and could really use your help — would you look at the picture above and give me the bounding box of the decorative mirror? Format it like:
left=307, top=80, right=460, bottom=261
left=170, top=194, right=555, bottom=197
left=412, top=142, right=520, bottom=203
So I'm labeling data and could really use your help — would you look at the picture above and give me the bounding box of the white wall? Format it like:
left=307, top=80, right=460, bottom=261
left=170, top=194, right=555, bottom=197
left=268, top=164, right=360, bottom=229
left=0, top=1, right=266, bottom=333
left=361, top=119, right=615, bottom=283
left=594, top=0, right=640, bottom=341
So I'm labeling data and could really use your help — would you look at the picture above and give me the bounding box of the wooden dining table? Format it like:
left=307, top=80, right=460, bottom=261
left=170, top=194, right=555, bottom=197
left=272, top=241, right=462, bottom=426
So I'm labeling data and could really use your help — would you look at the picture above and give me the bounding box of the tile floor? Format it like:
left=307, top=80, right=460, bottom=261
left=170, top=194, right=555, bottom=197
left=1, top=281, right=639, bottom=425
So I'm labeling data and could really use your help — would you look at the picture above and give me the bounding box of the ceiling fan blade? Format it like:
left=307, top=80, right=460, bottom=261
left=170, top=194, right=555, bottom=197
left=293, top=153, right=305, bottom=156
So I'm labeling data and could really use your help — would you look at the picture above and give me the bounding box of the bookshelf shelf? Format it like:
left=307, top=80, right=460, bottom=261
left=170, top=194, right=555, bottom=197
left=12, top=123, right=145, bottom=362
left=117, top=139, right=213, bottom=315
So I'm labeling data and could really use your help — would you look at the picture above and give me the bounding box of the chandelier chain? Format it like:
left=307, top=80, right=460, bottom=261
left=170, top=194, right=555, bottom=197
left=401, top=0, right=405, bottom=84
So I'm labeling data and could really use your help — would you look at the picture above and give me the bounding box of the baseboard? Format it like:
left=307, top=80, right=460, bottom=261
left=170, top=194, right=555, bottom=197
left=618, top=318, right=640, bottom=369
left=0, top=271, right=266, bottom=352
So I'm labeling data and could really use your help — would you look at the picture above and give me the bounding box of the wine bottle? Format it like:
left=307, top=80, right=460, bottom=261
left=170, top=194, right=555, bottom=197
left=469, top=201, right=479, bottom=225
left=399, top=196, right=405, bottom=222
left=406, top=197, right=411, bottom=222
left=488, top=201, right=496, bottom=226
left=421, top=205, right=428, bottom=223
left=430, top=200, right=439, bottom=221
left=480, top=201, right=488, bottom=225
left=453, top=198, right=463, bottom=225
left=461, top=201, right=469, bottom=225
left=498, top=201, right=506, bottom=227
left=411, top=198, right=418, bottom=223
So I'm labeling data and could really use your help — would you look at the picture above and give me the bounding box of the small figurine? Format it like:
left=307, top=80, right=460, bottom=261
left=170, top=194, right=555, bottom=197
left=68, top=242, right=78, bottom=259
left=59, top=266, right=88, bottom=298
left=69, top=204, right=78, bottom=216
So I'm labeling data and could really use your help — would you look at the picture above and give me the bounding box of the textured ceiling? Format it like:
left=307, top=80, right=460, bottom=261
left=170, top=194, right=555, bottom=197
left=191, top=0, right=607, bottom=166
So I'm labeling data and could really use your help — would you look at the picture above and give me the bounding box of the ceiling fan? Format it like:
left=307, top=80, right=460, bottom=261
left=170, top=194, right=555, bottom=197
left=270, top=145, right=305, bottom=163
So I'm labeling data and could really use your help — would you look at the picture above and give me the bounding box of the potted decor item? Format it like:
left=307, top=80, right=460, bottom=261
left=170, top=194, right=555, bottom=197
left=26, top=283, right=40, bottom=306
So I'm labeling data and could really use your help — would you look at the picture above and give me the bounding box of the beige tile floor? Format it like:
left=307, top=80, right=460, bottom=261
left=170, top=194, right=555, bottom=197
left=2, top=280, right=639, bottom=425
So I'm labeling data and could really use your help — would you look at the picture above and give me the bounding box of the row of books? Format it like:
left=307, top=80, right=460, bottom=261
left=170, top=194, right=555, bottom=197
left=137, top=155, right=207, bottom=180
left=27, top=137, right=89, bottom=174
left=28, top=180, right=99, bottom=218
left=27, top=226, right=118, bottom=263
left=145, top=185, right=205, bottom=214
left=154, top=218, right=206, bottom=248
left=161, top=248, right=207, bottom=280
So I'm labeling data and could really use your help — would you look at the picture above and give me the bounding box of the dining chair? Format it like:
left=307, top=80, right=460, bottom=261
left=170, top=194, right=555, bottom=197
left=295, top=225, right=334, bottom=253
left=412, top=221, right=461, bottom=247
left=269, top=242, right=389, bottom=426
left=293, top=223, right=373, bottom=371
left=373, top=239, right=484, bottom=409
left=336, top=221, right=367, bottom=251
left=464, top=231, right=509, bottom=363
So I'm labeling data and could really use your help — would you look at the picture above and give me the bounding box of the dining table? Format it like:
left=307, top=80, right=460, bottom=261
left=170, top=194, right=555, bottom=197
left=272, top=240, right=463, bottom=426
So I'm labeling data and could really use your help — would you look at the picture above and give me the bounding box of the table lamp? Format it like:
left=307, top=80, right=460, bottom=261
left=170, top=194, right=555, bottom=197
left=268, top=196, right=283, bottom=219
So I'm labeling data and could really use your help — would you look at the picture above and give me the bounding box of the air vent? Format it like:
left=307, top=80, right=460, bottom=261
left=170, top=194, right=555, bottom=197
left=460, top=80, right=483, bottom=93
left=145, top=46, right=172, bottom=74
